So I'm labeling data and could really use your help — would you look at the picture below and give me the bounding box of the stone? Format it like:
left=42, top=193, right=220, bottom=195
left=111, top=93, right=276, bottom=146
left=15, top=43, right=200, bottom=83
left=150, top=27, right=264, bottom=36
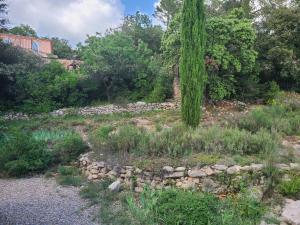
left=250, top=163, right=264, bottom=171
left=227, top=165, right=241, bottom=175
left=92, top=161, right=106, bottom=168
left=188, top=169, right=207, bottom=178
left=202, top=178, right=218, bottom=193
left=135, top=168, right=142, bottom=174
left=213, top=164, right=228, bottom=171
left=108, top=180, right=122, bottom=192
left=281, top=199, right=300, bottom=225
left=240, top=166, right=252, bottom=172
left=163, top=166, right=174, bottom=173
left=202, top=166, right=215, bottom=176
left=135, top=187, right=144, bottom=193
left=92, top=174, right=99, bottom=179
left=290, top=163, right=300, bottom=170
left=175, top=167, right=186, bottom=172
left=90, top=169, right=99, bottom=174
left=164, top=171, right=185, bottom=179
left=276, top=164, right=291, bottom=171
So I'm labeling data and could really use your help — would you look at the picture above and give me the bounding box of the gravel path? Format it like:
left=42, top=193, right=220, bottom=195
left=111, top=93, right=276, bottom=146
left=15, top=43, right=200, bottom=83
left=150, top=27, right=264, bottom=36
left=0, top=177, right=100, bottom=225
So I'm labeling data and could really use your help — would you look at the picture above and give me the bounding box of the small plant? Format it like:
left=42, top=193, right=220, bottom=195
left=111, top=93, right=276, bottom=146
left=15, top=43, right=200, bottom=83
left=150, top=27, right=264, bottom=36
left=56, top=166, right=83, bottom=187
left=278, top=175, right=300, bottom=198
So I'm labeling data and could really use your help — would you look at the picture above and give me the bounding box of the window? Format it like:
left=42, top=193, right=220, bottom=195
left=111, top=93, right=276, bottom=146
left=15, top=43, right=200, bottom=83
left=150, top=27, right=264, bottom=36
left=31, top=41, right=39, bottom=52
left=3, top=38, right=12, bottom=44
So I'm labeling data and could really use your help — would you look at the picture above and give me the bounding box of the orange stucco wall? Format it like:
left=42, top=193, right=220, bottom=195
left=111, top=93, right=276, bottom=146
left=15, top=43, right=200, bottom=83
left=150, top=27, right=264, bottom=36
left=0, top=33, right=52, bottom=54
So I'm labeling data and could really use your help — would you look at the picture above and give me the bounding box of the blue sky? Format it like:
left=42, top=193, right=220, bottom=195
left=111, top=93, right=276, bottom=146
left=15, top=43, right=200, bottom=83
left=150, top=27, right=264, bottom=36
left=122, top=0, right=157, bottom=15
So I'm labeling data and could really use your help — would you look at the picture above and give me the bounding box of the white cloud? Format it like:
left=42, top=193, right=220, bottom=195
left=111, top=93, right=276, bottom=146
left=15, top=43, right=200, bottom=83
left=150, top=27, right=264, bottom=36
left=7, top=0, right=125, bottom=45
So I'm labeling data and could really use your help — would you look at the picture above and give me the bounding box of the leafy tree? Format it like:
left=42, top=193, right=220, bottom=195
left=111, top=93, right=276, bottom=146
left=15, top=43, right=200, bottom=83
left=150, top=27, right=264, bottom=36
left=180, top=0, right=206, bottom=127
left=0, top=42, right=43, bottom=110
left=19, top=61, right=85, bottom=112
left=163, top=8, right=258, bottom=101
left=51, top=37, right=74, bottom=59
left=256, top=3, right=300, bottom=91
left=79, top=31, right=159, bottom=101
left=9, top=24, right=37, bottom=37
left=206, top=9, right=258, bottom=100
left=154, top=0, right=182, bottom=25
left=0, top=0, right=7, bottom=29
left=121, top=12, right=164, bottom=53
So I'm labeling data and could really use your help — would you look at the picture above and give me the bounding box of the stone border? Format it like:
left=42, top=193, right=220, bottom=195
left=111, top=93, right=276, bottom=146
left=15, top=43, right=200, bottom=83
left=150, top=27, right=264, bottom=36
left=79, top=153, right=300, bottom=193
left=1, top=102, right=177, bottom=121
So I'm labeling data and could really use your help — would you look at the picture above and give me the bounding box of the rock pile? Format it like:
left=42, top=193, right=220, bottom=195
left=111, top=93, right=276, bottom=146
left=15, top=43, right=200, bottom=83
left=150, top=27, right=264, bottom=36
left=2, top=102, right=177, bottom=121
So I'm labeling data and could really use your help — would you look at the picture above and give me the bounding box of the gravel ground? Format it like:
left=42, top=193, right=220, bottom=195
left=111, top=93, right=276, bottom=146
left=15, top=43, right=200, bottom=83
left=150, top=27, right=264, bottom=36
left=0, top=177, right=100, bottom=225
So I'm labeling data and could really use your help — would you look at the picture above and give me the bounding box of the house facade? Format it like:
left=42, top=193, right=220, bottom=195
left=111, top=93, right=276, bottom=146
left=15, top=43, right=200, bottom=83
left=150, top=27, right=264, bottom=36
left=0, top=33, right=52, bottom=57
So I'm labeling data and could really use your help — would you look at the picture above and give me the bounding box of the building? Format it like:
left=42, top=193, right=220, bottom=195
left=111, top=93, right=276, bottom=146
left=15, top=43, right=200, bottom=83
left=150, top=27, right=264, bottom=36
left=0, top=33, right=53, bottom=58
left=0, top=33, right=82, bottom=70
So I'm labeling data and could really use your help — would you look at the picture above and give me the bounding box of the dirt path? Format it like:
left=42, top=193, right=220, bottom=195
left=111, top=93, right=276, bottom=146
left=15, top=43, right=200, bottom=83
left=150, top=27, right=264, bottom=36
left=0, top=177, right=100, bottom=225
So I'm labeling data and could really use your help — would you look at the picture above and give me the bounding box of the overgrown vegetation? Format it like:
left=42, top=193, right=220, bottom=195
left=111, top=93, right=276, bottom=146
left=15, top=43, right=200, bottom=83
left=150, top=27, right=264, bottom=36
left=81, top=181, right=265, bottom=225
left=0, top=125, right=87, bottom=177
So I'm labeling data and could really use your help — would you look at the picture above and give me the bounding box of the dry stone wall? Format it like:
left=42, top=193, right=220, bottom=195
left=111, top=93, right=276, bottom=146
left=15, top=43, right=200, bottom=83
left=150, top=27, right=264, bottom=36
left=79, top=152, right=300, bottom=194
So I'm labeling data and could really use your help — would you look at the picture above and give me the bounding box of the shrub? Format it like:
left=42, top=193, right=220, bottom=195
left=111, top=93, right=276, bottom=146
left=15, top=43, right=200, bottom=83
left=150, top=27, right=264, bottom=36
left=0, top=130, right=52, bottom=177
left=278, top=176, right=300, bottom=198
left=53, top=132, right=88, bottom=164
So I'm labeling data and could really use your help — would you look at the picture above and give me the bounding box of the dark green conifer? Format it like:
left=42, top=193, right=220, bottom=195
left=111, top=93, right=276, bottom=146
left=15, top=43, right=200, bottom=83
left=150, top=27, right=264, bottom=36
left=180, top=0, right=206, bottom=127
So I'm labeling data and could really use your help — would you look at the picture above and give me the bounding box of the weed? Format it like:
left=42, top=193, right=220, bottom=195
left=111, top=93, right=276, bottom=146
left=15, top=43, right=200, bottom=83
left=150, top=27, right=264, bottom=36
left=278, top=175, right=300, bottom=198
left=56, top=166, right=84, bottom=187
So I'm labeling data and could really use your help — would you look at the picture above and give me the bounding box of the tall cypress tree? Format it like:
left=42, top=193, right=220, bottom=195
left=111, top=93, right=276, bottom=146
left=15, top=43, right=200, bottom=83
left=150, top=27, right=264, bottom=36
left=180, top=0, right=206, bottom=127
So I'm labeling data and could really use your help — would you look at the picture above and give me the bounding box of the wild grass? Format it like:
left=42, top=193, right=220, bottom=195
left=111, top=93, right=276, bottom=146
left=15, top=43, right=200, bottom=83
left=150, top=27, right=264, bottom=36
left=126, top=188, right=265, bottom=225
left=56, top=166, right=84, bottom=187
left=278, top=174, right=300, bottom=198
left=91, top=124, right=279, bottom=159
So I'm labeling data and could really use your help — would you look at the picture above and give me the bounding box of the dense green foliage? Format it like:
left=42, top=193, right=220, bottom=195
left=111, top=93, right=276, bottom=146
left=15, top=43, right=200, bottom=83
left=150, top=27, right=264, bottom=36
left=255, top=0, right=300, bottom=92
left=0, top=126, right=87, bottom=177
left=51, top=37, right=75, bottom=59
left=127, top=188, right=265, bottom=225
left=180, top=0, right=206, bottom=127
left=0, top=130, right=52, bottom=176
left=9, top=24, right=38, bottom=37
left=1, top=0, right=300, bottom=112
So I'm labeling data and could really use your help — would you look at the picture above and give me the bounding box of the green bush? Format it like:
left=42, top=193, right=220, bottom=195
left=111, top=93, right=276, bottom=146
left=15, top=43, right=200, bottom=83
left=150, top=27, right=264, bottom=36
left=127, top=188, right=265, bottom=225
left=53, top=132, right=88, bottom=164
left=278, top=176, right=300, bottom=198
left=0, top=131, right=52, bottom=177
left=237, top=105, right=300, bottom=135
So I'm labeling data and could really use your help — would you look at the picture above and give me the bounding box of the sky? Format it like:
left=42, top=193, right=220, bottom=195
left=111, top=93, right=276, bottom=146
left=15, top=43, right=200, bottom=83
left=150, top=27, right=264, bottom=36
left=6, top=0, right=160, bottom=46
